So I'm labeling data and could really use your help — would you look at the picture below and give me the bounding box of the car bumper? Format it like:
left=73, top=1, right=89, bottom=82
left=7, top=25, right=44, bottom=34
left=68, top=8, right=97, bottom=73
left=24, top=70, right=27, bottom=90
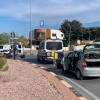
left=83, top=68, right=100, bottom=77
left=45, top=57, right=54, bottom=61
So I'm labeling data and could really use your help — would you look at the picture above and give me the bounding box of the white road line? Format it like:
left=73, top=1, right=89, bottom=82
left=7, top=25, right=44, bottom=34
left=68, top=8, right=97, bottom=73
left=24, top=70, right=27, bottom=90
left=49, top=72, right=57, bottom=76
left=65, top=77, right=100, bottom=100
left=61, top=80, right=72, bottom=88
left=79, top=97, right=87, bottom=100
left=40, top=67, right=45, bottom=69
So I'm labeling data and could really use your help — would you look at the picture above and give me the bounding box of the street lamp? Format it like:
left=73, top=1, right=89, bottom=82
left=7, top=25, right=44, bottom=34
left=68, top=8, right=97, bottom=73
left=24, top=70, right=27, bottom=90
left=67, top=23, right=71, bottom=49
left=29, top=0, right=32, bottom=54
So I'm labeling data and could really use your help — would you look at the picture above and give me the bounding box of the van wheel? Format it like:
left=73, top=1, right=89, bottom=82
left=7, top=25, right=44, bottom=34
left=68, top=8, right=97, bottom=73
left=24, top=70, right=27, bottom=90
left=20, top=55, right=25, bottom=58
left=56, top=63, right=62, bottom=69
left=54, top=60, right=62, bottom=69
left=75, top=69, right=83, bottom=80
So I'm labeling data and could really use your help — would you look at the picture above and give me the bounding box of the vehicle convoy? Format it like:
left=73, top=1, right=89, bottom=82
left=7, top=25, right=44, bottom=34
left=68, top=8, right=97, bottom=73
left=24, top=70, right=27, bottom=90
left=61, top=43, right=100, bottom=80
left=36, top=28, right=64, bottom=64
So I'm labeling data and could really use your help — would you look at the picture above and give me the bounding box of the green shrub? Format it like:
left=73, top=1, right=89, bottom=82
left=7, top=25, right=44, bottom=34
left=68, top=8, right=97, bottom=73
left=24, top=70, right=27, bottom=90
left=0, top=57, right=6, bottom=69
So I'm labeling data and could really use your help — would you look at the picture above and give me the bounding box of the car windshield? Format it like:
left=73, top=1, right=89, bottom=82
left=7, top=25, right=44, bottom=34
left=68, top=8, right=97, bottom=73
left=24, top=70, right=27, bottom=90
left=46, top=42, right=62, bottom=50
left=84, top=44, right=100, bottom=52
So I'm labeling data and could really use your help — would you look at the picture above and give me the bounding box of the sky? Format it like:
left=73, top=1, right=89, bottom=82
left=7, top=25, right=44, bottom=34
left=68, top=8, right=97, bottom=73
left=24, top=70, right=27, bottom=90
left=0, top=0, right=100, bottom=36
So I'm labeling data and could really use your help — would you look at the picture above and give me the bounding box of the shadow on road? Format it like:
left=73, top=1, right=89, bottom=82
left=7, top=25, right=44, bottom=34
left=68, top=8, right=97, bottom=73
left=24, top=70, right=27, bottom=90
left=18, top=55, right=100, bottom=81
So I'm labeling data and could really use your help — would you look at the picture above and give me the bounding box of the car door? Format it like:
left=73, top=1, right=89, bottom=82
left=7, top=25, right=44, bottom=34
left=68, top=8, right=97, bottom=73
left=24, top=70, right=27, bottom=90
left=64, top=52, right=74, bottom=70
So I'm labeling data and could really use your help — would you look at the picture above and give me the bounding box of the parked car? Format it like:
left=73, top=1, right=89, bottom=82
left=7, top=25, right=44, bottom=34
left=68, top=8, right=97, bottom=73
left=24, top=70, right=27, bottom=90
left=37, top=40, right=63, bottom=64
left=61, top=43, right=100, bottom=80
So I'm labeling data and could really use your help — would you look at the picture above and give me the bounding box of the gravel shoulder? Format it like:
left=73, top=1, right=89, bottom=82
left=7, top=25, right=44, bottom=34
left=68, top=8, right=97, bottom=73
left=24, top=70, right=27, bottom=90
left=0, top=59, right=79, bottom=100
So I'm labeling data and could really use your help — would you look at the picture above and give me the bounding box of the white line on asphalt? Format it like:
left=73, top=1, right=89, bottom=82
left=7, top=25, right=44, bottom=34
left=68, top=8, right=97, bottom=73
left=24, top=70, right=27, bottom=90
left=40, top=67, right=45, bottom=69
left=49, top=72, right=57, bottom=76
left=79, top=97, right=87, bottom=100
left=65, top=77, right=100, bottom=100
left=61, top=80, right=72, bottom=88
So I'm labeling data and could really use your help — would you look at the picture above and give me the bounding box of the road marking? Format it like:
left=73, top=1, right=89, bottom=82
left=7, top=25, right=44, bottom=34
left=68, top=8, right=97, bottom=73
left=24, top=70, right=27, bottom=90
left=65, top=77, right=100, bottom=100
left=40, top=67, right=45, bottom=69
left=79, top=97, right=87, bottom=100
left=49, top=72, right=57, bottom=76
left=61, top=80, right=72, bottom=88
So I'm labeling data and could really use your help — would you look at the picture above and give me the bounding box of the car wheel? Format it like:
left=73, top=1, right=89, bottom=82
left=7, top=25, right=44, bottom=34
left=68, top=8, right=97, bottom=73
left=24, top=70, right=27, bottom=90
left=75, top=69, right=83, bottom=80
left=20, top=55, right=25, bottom=58
left=37, top=56, right=40, bottom=62
left=56, top=63, right=62, bottom=69
left=62, top=67, right=67, bottom=74
left=41, top=57, right=47, bottom=64
left=55, top=60, right=62, bottom=69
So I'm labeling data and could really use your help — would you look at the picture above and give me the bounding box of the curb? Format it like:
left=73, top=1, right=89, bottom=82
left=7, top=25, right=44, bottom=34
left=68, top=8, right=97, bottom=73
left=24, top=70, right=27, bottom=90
left=40, top=66, right=87, bottom=100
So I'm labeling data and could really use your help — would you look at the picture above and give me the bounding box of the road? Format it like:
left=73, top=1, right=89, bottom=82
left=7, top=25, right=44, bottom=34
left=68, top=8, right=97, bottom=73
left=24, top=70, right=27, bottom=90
left=22, top=54, right=100, bottom=100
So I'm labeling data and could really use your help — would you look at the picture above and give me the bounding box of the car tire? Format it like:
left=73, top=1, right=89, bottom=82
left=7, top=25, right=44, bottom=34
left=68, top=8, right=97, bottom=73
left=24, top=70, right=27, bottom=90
left=75, top=69, right=83, bottom=80
left=57, top=63, right=62, bottom=69
left=37, top=56, right=40, bottom=62
left=62, top=67, right=67, bottom=74
left=20, top=55, right=25, bottom=58
left=41, top=57, right=47, bottom=64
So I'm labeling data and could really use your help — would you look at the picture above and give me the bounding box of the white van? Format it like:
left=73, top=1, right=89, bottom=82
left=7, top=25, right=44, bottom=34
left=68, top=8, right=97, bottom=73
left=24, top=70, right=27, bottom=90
left=0, top=44, right=11, bottom=54
left=37, top=40, right=64, bottom=63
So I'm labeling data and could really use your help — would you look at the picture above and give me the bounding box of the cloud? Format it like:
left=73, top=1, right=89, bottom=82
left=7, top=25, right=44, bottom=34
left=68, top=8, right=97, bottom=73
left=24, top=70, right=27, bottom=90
left=0, top=0, right=100, bottom=24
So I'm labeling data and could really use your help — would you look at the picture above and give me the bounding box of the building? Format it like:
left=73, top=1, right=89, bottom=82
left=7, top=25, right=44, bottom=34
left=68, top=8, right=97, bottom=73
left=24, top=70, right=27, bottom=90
left=29, top=28, right=64, bottom=46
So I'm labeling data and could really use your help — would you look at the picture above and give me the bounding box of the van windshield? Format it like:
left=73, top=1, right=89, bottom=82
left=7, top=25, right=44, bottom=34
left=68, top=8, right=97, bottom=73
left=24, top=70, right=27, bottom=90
left=46, top=42, right=62, bottom=50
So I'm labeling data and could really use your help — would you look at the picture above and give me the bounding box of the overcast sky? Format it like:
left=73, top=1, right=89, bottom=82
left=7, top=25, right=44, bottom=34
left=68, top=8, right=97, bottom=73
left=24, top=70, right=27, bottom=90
left=0, top=0, right=100, bottom=36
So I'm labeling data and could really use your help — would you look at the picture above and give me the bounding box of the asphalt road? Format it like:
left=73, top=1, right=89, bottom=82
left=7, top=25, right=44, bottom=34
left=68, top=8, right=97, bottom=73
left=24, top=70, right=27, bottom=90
left=22, top=54, right=100, bottom=100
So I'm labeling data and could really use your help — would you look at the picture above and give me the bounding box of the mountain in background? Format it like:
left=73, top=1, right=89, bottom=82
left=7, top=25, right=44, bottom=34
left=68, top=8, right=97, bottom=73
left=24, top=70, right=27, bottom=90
left=83, top=21, right=100, bottom=27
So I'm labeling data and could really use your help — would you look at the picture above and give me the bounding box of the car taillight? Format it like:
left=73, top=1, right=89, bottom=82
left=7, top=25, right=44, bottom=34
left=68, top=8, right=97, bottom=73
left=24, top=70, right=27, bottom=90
left=82, top=59, right=87, bottom=68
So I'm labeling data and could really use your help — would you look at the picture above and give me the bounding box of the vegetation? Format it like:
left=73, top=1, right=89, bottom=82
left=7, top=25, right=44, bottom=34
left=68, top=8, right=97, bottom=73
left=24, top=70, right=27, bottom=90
left=0, top=33, right=10, bottom=44
left=0, top=57, right=7, bottom=69
left=18, top=36, right=28, bottom=47
left=60, top=19, right=100, bottom=46
left=0, top=33, right=29, bottom=47
left=0, top=20, right=100, bottom=47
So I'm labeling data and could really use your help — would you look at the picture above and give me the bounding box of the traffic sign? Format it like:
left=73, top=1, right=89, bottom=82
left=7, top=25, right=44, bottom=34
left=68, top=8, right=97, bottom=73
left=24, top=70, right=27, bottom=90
left=40, top=20, right=44, bottom=27
left=10, top=32, right=15, bottom=38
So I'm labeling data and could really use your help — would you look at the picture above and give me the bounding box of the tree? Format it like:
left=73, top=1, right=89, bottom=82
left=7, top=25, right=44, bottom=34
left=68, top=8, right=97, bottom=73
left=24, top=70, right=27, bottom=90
left=60, top=20, right=82, bottom=45
left=18, top=36, right=28, bottom=47
left=0, top=33, right=10, bottom=44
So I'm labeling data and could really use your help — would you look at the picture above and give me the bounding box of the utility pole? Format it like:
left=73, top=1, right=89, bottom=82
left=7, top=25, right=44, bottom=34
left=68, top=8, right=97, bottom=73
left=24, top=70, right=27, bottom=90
left=30, top=0, right=32, bottom=54
left=10, top=32, right=16, bottom=59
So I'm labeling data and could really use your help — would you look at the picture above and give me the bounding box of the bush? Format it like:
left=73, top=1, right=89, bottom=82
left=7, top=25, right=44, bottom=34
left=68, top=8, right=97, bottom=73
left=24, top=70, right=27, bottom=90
left=0, top=57, right=6, bottom=69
